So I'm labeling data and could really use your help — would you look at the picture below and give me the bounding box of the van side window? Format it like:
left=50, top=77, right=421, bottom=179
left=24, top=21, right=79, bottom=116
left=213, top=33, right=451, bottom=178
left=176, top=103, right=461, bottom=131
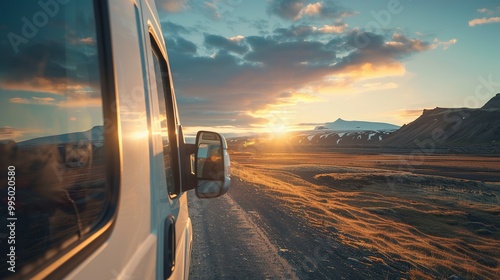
left=151, top=41, right=178, bottom=196
left=0, top=1, right=114, bottom=277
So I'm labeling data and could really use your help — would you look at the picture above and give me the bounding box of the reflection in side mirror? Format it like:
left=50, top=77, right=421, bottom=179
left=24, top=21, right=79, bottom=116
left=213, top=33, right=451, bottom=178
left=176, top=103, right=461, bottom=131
left=195, top=131, right=230, bottom=198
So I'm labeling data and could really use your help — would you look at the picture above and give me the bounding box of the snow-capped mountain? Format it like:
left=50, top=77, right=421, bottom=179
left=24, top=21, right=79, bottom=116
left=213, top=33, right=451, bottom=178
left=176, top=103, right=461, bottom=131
left=315, top=118, right=400, bottom=131
left=289, top=130, right=395, bottom=146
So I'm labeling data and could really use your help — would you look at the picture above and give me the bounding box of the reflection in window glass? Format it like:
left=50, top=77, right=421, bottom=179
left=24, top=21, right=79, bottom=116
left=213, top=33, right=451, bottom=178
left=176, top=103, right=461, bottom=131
left=151, top=46, right=176, bottom=196
left=0, top=1, right=109, bottom=277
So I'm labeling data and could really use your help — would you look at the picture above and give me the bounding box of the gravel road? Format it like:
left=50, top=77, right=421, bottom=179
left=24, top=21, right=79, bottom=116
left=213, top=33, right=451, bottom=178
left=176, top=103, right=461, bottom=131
left=187, top=182, right=298, bottom=280
left=187, top=177, right=406, bottom=280
left=188, top=152, right=500, bottom=280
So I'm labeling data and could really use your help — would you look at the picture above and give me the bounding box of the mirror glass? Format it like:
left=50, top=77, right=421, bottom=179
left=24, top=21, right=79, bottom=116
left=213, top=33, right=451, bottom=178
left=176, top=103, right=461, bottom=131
left=196, top=132, right=223, bottom=180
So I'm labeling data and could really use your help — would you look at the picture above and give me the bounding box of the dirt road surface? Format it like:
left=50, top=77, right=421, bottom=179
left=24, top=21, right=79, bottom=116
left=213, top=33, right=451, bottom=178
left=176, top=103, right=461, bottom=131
left=188, top=179, right=409, bottom=280
left=187, top=186, right=299, bottom=280
left=188, top=152, right=500, bottom=280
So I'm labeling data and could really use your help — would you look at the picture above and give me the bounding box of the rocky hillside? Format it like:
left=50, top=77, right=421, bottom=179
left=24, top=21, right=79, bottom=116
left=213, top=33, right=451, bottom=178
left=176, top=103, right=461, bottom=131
left=289, top=130, right=395, bottom=146
left=382, top=94, right=500, bottom=148
left=482, top=93, right=500, bottom=109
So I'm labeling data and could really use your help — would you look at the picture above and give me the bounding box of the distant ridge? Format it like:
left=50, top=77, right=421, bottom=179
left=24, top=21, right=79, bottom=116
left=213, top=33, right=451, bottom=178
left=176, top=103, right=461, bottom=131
left=315, top=118, right=400, bottom=131
left=19, top=126, right=105, bottom=147
left=228, top=94, right=500, bottom=154
left=383, top=94, right=500, bottom=147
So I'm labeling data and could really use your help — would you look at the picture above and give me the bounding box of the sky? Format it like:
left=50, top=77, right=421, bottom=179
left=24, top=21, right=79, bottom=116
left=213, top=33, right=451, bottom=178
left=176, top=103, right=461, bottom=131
left=1, top=1, right=499, bottom=142
left=155, top=0, right=500, bottom=135
left=0, top=2, right=103, bottom=142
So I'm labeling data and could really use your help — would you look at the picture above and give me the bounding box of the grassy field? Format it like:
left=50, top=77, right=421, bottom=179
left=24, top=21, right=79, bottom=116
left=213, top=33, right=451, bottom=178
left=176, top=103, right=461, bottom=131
left=230, top=151, right=500, bottom=279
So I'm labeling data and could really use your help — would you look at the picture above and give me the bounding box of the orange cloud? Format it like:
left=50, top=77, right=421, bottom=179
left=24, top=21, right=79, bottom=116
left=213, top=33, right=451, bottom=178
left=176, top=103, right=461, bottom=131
left=166, top=29, right=435, bottom=128
left=1, top=77, right=87, bottom=95
left=389, top=33, right=431, bottom=52
left=315, top=24, right=348, bottom=34
left=9, top=97, right=57, bottom=105
left=300, top=2, right=323, bottom=18
left=79, top=37, right=95, bottom=44
left=469, top=17, right=500, bottom=26
left=336, top=62, right=406, bottom=80
left=0, top=126, right=39, bottom=141
left=229, top=35, right=245, bottom=42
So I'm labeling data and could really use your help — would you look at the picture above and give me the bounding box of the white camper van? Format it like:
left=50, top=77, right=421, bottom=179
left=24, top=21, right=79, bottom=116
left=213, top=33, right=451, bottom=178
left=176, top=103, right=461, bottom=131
left=0, top=0, right=230, bottom=279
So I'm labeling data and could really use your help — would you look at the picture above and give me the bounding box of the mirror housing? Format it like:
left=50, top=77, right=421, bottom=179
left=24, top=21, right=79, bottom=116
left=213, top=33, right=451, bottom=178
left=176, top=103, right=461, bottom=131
left=193, top=131, right=230, bottom=198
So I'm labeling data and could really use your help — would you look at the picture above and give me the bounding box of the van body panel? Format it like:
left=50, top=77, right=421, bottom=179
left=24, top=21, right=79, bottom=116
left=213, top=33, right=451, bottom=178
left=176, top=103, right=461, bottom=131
left=0, top=0, right=227, bottom=278
left=67, top=0, right=192, bottom=278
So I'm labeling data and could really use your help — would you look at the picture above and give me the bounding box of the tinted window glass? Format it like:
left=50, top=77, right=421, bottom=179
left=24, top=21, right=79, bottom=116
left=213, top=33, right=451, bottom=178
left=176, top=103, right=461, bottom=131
left=151, top=45, right=176, bottom=196
left=0, top=1, right=110, bottom=277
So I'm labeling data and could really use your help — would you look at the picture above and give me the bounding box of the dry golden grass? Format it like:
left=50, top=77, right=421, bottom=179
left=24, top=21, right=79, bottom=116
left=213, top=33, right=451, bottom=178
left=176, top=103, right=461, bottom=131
left=231, top=152, right=500, bottom=279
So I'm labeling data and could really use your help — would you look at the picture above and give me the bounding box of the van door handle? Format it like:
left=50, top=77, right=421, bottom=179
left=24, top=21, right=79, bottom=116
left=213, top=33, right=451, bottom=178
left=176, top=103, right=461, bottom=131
left=164, top=215, right=176, bottom=279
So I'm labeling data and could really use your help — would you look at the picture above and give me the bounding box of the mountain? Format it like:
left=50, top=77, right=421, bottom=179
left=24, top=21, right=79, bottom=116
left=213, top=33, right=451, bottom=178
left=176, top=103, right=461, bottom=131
left=382, top=94, right=500, bottom=148
left=289, top=130, right=394, bottom=146
left=19, top=126, right=105, bottom=147
left=482, top=93, right=500, bottom=109
left=315, top=118, right=400, bottom=131
left=228, top=95, right=500, bottom=153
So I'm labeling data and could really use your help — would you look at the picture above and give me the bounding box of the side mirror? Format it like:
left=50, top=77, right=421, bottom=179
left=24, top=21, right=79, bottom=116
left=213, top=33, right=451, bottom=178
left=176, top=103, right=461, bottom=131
left=194, top=131, right=230, bottom=198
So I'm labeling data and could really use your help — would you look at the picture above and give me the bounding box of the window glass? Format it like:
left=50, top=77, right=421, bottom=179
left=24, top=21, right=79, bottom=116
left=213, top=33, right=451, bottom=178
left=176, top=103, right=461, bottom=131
left=151, top=46, right=176, bottom=196
left=0, top=1, right=110, bottom=277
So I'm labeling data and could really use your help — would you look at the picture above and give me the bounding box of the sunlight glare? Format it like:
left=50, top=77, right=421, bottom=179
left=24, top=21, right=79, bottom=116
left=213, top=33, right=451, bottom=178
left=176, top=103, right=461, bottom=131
left=269, top=123, right=288, bottom=134
left=131, top=129, right=150, bottom=139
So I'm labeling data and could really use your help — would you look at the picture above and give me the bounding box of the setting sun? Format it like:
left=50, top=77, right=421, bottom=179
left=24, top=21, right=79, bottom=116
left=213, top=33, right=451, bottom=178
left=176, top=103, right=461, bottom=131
left=269, top=122, right=288, bottom=134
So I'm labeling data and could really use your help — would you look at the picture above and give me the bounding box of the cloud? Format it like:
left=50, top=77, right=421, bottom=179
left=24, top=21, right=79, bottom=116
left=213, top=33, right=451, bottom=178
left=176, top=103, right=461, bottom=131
left=477, top=7, right=500, bottom=15
left=156, top=0, right=189, bottom=13
left=268, top=0, right=351, bottom=21
left=0, top=127, right=24, bottom=141
left=274, top=25, right=316, bottom=39
left=244, top=37, right=335, bottom=66
left=202, top=1, right=221, bottom=20
left=274, top=23, right=348, bottom=40
left=315, top=23, right=348, bottom=34
left=65, top=35, right=96, bottom=46
left=161, top=21, right=192, bottom=35
left=10, top=97, right=57, bottom=105
left=268, top=0, right=304, bottom=20
left=469, top=16, right=500, bottom=26
left=204, top=34, right=248, bottom=54
left=0, top=40, right=101, bottom=94
left=2, top=77, right=92, bottom=95
left=0, top=125, right=43, bottom=141
left=157, top=0, right=246, bottom=22
left=431, top=38, right=457, bottom=50
left=165, top=28, right=433, bottom=128
left=331, top=32, right=432, bottom=80
left=166, top=36, right=197, bottom=54
left=0, top=38, right=103, bottom=110
left=300, top=2, right=322, bottom=17
left=9, top=94, right=102, bottom=107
